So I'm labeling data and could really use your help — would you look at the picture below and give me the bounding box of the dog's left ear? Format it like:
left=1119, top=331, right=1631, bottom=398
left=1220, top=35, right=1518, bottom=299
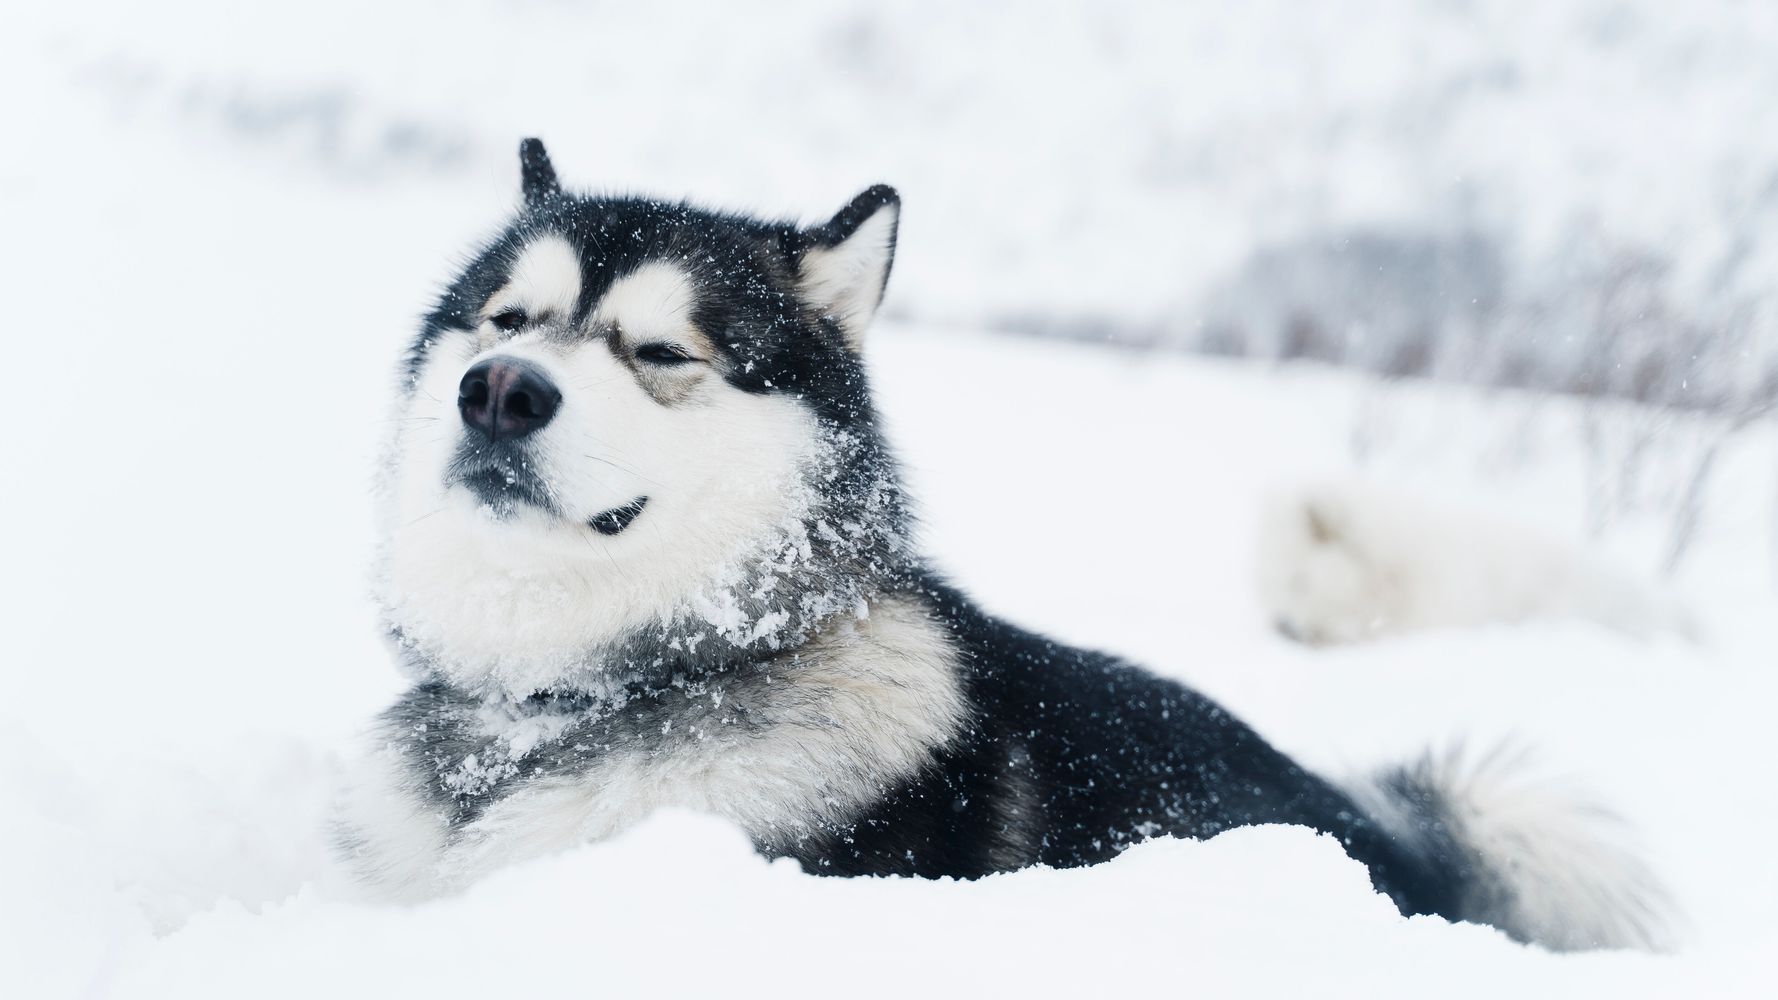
left=519, top=138, right=561, bottom=207
left=796, top=185, right=900, bottom=350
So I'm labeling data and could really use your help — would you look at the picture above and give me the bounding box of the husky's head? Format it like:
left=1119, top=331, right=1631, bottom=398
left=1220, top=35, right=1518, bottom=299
left=378, top=140, right=913, bottom=700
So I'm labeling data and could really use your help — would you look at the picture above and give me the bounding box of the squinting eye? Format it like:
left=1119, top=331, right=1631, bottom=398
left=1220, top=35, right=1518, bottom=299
left=634, top=342, right=695, bottom=366
left=490, top=309, right=527, bottom=332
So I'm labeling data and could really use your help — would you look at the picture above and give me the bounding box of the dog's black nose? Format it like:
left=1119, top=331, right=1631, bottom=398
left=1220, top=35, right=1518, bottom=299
left=458, top=357, right=561, bottom=442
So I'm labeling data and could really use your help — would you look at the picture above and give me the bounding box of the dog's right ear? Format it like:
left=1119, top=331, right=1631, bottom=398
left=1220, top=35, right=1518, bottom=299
left=793, top=185, right=900, bottom=352
left=519, top=138, right=561, bottom=207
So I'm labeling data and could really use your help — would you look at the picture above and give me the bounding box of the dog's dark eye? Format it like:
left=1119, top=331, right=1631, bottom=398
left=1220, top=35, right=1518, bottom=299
left=634, top=342, right=694, bottom=366
left=490, top=309, right=528, bottom=332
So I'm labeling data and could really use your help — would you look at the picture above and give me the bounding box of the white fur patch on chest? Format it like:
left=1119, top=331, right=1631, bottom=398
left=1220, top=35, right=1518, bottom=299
left=340, top=596, right=966, bottom=897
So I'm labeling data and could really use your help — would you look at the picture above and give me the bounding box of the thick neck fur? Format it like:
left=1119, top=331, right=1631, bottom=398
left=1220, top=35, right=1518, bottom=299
left=377, top=419, right=919, bottom=704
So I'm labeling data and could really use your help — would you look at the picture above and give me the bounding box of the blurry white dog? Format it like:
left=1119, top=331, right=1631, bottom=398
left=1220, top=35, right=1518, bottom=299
left=1257, top=481, right=1697, bottom=646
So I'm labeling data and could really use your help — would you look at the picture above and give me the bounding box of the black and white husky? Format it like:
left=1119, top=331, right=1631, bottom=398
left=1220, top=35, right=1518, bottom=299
left=337, top=140, right=1668, bottom=951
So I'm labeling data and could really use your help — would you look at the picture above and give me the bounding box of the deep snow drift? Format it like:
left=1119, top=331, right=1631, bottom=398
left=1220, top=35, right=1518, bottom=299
left=3, top=2, right=1777, bottom=997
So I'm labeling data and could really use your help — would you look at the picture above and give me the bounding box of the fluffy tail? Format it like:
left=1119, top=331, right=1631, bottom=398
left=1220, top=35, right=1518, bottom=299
left=1351, top=746, right=1675, bottom=952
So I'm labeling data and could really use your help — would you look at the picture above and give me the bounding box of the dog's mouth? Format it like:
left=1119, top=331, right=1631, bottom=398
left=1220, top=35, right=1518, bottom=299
left=451, top=465, right=556, bottom=517
left=446, top=446, right=647, bottom=534
left=446, top=443, right=559, bottom=517
left=589, top=497, right=648, bottom=535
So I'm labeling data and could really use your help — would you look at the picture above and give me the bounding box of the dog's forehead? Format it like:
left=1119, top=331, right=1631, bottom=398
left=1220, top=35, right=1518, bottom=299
left=590, top=260, right=698, bottom=335
left=482, top=203, right=778, bottom=325
left=475, top=229, right=707, bottom=332
left=486, top=233, right=582, bottom=320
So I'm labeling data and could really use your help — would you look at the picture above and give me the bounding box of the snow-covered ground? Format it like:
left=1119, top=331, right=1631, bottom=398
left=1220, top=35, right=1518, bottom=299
left=4, top=3, right=1777, bottom=996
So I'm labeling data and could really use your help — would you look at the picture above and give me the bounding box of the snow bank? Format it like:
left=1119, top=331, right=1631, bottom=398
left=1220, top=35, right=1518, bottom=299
left=57, top=814, right=1707, bottom=1000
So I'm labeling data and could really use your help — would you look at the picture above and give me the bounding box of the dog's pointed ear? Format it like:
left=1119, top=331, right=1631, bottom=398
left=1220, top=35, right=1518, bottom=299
left=519, top=138, right=560, bottom=207
left=796, top=184, right=899, bottom=351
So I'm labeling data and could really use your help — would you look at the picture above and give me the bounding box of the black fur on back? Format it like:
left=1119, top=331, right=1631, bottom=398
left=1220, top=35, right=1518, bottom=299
left=776, top=575, right=1473, bottom=924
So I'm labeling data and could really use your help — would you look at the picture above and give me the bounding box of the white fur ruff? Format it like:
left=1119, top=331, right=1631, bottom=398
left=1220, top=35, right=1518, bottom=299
left=335, top=596, right=966, bottom=900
